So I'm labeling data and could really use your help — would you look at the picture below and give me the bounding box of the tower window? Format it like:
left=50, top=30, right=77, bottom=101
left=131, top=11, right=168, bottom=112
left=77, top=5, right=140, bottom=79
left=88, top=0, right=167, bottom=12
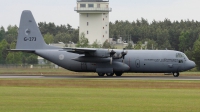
left=97, top=4, right=100, bottom=8
left=80, top=4, right=86, bottom=8
left=103, top=27, right=104, bottom=29
left=87, top=13, right=89, bottom=17
left=103, top=18, right=104, bottom=21
left=87, top=31, right=89, bottom=34
left=88, top=4, right=94, bottom=8
left=103, top=35, right=104, bottom=37
left=87, top=22, right=89, bottom=26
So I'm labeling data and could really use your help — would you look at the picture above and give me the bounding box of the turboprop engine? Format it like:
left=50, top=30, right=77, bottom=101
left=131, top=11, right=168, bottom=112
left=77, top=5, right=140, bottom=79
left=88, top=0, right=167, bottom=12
left=71, top=49, right=128, bottom=64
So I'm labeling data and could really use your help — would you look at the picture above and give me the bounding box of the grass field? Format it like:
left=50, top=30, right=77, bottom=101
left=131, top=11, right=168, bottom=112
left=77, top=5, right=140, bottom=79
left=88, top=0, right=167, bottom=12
left=0, top=68, right=200, bottom=112
left=0, top=79, right=200, bottom=112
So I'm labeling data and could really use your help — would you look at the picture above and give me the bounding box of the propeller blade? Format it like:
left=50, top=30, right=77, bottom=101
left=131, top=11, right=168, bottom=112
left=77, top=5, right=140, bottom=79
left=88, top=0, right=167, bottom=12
left=121, top=50, right=128, bottom=63
left=111, top=57, right=112, bottom=64
left=110, top=50, right=116, bottom=57
left=109, top=50, right=116, bottom=64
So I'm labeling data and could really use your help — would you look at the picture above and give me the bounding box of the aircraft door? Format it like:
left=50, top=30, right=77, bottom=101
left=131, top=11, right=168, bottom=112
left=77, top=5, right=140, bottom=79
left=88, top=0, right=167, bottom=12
left=81, top=63, right=87, bottom=71
left=135, top=59, right=140, bottom=68
left=177, top=59, right=185, bottom=72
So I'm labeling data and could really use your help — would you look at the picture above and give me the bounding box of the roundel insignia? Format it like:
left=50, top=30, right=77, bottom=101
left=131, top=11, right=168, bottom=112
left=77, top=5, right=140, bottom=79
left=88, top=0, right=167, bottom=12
left=25, top=29, right=31, bottom=35
left=59, top=54, right=64, bottom=60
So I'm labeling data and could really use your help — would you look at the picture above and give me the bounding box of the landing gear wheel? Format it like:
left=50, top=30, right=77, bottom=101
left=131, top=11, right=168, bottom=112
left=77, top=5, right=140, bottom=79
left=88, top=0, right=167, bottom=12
left=115, top=72, right=123, bottom=77
left=98, top=73, right=105, bottom=77
left=106, top=73, right=114, bottom=77
left=173, top=72, right=179, bottom=77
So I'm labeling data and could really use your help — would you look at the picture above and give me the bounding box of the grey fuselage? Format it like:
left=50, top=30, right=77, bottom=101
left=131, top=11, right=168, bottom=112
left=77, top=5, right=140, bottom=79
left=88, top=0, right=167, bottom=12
left=35, top=48, right=195, bottom=73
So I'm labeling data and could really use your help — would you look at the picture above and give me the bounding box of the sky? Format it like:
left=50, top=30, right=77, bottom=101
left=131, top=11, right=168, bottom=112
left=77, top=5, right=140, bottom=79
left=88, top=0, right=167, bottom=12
left=1, top=0, right=200, bottom=29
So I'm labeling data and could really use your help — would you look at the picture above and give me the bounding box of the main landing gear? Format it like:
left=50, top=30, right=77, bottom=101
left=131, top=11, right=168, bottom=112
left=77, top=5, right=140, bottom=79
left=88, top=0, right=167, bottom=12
left=173, top=72, right=180, bottom=77
left=98, top=72, right=123, bottom=77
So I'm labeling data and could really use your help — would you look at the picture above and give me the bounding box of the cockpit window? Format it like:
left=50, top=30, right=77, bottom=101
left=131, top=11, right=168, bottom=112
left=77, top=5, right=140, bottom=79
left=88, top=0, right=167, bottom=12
left=183, top=54, right=189, bottom=60
left=176, top=53, right=183, bottom=58
left=176, top=53, right=189, bottom=61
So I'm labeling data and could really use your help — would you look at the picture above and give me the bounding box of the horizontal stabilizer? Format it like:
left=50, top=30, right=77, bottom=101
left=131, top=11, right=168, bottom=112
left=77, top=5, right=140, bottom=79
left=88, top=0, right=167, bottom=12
left=7, top=49, right=35, bottom=53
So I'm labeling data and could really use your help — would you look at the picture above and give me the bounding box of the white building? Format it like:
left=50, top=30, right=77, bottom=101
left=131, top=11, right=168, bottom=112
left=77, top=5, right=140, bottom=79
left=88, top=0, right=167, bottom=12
left=75, top=0, right=112, bottom=44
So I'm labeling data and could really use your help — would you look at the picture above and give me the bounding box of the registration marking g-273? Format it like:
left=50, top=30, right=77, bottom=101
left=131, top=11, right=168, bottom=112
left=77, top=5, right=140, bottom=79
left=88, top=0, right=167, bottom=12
left=24, top=37, right=36, bottom=41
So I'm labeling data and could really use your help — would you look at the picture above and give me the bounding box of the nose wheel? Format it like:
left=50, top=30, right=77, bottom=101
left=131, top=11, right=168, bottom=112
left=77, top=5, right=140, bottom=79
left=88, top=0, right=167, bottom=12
left=173, top=72, right=179, bottom=77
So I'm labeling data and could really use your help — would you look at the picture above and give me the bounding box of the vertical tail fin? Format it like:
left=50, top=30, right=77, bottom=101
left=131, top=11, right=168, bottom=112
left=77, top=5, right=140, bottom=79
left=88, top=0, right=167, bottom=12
left=16, top=10, right=47, bottom=50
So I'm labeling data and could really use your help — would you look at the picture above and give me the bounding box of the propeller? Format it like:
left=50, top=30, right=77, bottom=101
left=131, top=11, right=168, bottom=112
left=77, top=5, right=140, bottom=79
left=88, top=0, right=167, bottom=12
left=109, top=49, right=116, bottom=64
left=121, top=49, right=128, bottom=63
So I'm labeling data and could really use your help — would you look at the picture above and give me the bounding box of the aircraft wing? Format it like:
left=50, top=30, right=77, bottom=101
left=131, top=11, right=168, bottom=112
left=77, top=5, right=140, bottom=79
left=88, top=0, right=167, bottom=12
left=66, top=48, right=97, bottom=54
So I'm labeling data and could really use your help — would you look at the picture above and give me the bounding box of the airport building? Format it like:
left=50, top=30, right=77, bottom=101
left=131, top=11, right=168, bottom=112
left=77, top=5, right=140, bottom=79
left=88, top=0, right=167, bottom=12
left=75, top=0, right=112, bottom=44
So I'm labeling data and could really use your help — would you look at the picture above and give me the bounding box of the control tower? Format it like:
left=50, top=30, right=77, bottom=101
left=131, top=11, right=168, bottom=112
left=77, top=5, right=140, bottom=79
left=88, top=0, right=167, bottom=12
left=75, top=0, right=112, bottom=45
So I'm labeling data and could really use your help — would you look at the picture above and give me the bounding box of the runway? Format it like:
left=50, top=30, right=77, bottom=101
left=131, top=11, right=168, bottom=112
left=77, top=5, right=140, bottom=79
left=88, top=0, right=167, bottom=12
left=0, top=75, right=200, bottom=80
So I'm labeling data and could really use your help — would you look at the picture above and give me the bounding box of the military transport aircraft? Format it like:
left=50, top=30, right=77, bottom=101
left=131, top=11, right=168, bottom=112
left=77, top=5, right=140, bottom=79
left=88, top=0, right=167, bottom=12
left=9, top=10, right=196, bottom=77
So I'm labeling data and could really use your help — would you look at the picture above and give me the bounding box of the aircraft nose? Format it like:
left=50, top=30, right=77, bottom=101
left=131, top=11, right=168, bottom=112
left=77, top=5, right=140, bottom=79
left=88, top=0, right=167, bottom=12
left=191, top=61, right=196, bottom=68
left=185, top=60, right=196, bottom=70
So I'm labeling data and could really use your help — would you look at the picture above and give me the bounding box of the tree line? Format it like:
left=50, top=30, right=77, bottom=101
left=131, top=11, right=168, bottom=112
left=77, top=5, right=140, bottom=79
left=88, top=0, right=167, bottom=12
left=1, top=19, right=200, bottom=69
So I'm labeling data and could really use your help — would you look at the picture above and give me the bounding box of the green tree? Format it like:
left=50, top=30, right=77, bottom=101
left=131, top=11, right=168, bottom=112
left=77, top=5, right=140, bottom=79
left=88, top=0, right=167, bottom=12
left=71, top=29, right=79, bottom=43
left=0, top=26, right=5, bottom=41
left=179, top=31, right=190, bottom=52
left=192, top=37, right=200, bottom=70
left=6, top=42, right=23, bottom=64
left=91, top=40, right=100, bottom=48
left=44, top=32, right=54, bottom=44
left=133, top=41, right=142, bottom=50
left=26, top=55, right=38, bottom=64
left=5, top=25, right=18, bottom=44
left=0, top=39, right=9, bottom=64
left=156, top=29, right=171, bottom=50
left=54, top=32, right=71, bottom=44
left=76, top=33, right=89, bottom=48
left=145, top=39, right=158, bottom=50
left=102, top=40, right=111, bottom=48
left=125, top=42, right=133, bottom=49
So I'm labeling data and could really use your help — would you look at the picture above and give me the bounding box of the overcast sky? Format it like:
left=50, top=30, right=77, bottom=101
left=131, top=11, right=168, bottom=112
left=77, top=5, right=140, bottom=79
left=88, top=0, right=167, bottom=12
left=1, top=0, right=200, bottom=29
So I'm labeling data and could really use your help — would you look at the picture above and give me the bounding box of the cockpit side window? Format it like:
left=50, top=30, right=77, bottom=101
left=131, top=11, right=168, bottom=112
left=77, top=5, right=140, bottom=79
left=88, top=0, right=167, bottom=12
left=176, top=53, right=183, bottom=58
